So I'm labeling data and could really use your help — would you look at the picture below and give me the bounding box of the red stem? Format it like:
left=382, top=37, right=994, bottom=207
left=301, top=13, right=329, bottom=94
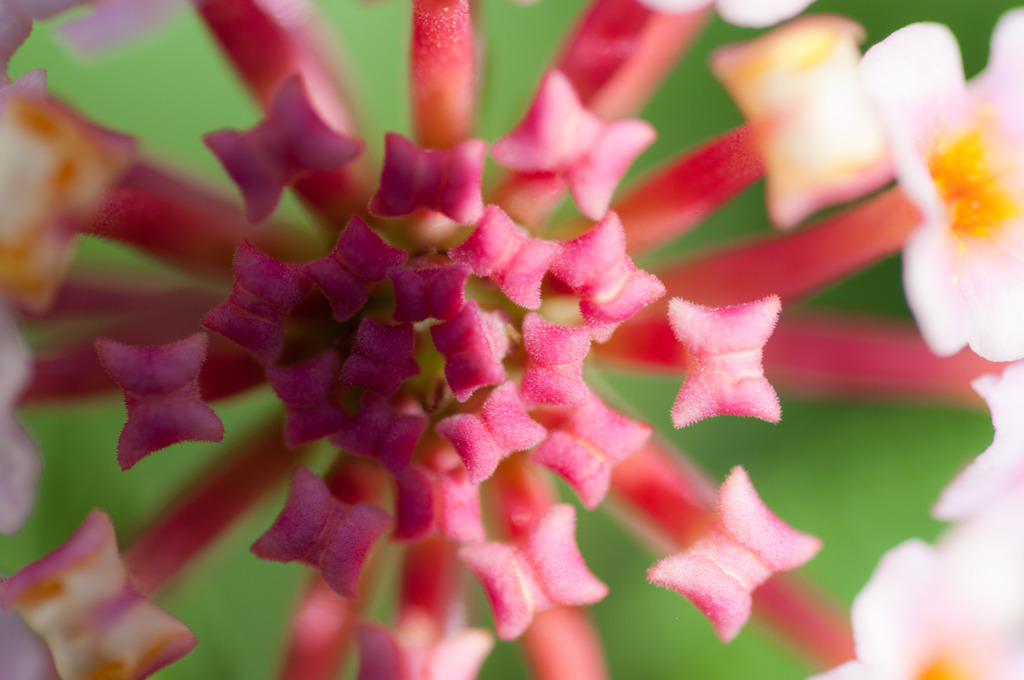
left=653, top=188, right=922, bottom=307
left=412, top=0, right=477, bottom=150
left=85, top=161, right=321, bottom=280
left=556, top=0, right=710, bottom=119
left=615, top=125, right=764, bottom=253
left=398, top=535, right=461, bottom=628
left=124, top=419, right=300, bottom=595
left=278, top=576, right=357, bottom=680
left=521, top=606, right=609, bottom=680
left=608, top=441, right=855, bottom=670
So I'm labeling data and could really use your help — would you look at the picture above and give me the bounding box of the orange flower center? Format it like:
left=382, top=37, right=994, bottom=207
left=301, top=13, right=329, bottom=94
left=927, top=125, right=1020, bottom=244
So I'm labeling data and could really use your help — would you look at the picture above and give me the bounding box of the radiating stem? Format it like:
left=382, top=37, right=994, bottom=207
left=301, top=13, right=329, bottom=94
left=521, top=606, right=609, bottom=680
left=411, top=0, right=477, bottom=150
left=490, top=452, right=558, bottom=541
left=124, top=418, right=299, bottom=595
left=592, top=311, right=989, bottom=406
left=557, top=0, right=710, bottom=119
left=489, top=172, right=566, bottom=231
left=398, top=535, right=461, bottom=627
left=615, top=125, right=764, bottom=253
left=654, top=188, right=921, bottom=307
left=609, top=441, right=855, bottom=670
left=85, top=161, right=320, bottom=280
left=278, top=576, right=357, bottom=680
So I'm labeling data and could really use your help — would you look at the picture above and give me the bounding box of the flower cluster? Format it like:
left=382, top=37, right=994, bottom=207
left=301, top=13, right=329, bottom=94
left=2, top=0, right=1024, bottom=679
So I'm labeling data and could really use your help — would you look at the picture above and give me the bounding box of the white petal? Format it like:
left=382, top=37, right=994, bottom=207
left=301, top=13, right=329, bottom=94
left=716, top=0, right=816, bottom=28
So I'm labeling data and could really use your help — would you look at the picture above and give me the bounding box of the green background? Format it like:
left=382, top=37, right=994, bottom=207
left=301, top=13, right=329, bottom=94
left=2, top=0, right=1016, bottom=677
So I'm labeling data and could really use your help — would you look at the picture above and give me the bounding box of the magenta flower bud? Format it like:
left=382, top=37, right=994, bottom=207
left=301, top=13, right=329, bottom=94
left=668, top=295, right=782, bottom=427
left=266, top=349, right=348, bottom=448
left=449, top=205, right=558, bottom=310
left=392, top=462, right=487, bottom=543
left=551, top=211, right=666, bottom=340
left=252, top=466, right=391, bottom=600
left=520, top=313, right=592, bottom=406
left=340, top=318, right=420, bottom=397
left=205, top=76, right=364, bottom=223
left=331, top=393, right=428, bottom=473
left=492, top=70, right=655, bottom=220
left=305, top=215, right=408, bottom=323
left=202, top=241, right=314, bottom=365
left=531, top=390, right=651, bottom=509
left=370, top=132, right=485, bottom=225
left=436, top=382, right=547, bottom=484
left=459, top=504, right=608, bottom=640
left=388, top=263, right=470, bottom=323
left=96, top=333, right=224, bottom=471
left=429, top=301, right=509, bottom=402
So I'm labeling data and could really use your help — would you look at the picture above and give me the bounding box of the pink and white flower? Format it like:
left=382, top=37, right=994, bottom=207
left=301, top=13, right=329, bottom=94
left=861, top=11, right=1024, bottom=361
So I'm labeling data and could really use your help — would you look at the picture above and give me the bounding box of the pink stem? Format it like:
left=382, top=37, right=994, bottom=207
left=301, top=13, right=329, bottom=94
left=124, top=420, right=300, bottom=595
left=278, top=576, right=357, bottom=680
left=398, top=535, right=461, bottom=627
left=653, top=188, right=922, bottom=307
left=490, top=452, right=558, bottom=541
left=412, top=0, right=477, bottom=150
left=608, top=442, right=855, bottom=670
left=196, top=0, right=371, bottom=224
left=521, top=606, right=609, bottom=680
left=764, top=312, right=990, bottom=406
left=86, top=161, right=320, bottom=280
left=556, top=0, right=710, bottom=119
left=615, top=125, right=764, bottom=253
left=592, top=311, right=989, bottom=407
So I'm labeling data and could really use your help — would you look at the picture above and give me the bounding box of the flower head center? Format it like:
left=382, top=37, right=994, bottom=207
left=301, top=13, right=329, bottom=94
left=917, top=658, right=973, bottom=680
left=928, top=125, right=1020, bottom=244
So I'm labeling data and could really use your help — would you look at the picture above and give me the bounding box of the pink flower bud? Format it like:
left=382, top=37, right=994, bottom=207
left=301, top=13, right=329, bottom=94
left=202, top=241, right=314, bottom=365
left=459, top=504, right=608, bottom=640
left=492, top=70, right=655, bottom=220
left=266, top=349, right=348, bottom=448
left=370, top=132, right=485, bottom=225
left=520, top=313, right=592, bottom=406
left=429, top=301, right=509, bottom=402
left=647, top=467, right=821, bottom=642
left=388, top=263, right=470, bottom=323
left=449, top=205, right=558, bottom=310
left=340, top=318, right=420, bottom=397
left=252, top=467, right=391, bottom=600
left=332, top=394, right=428, bottom=473
left=304, top=215, right=408, bottom=323
left=550, top=212, right=665, bottom=339
left=668, top=295, right=782, bottom=427
left=96, top=333, right=224, bottom=471
left=436, top=382, right=547, bottom=484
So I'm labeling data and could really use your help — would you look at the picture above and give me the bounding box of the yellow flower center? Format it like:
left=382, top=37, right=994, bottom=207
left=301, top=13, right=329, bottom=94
left=917, top=659, right=972, bottom=680
left=927, top=125, right=1020, bottom=244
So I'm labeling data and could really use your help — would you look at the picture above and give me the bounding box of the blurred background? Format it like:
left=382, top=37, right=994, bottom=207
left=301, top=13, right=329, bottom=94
left=2, top=0, right=1018, bottom=677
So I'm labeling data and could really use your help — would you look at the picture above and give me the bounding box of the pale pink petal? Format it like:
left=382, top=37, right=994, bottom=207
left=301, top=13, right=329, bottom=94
left=715, top=0, right=815, bottom=28
left=458, top=542, right=534, bottom=640
left=520, top=313, right=591, bottom=407
left=427, top=629, right=494, bottom=680
left=2, top=510, right=196, bottom=680
left=935, top=363, right=1024, bottom=520
left=0, top=609, right=56, bottom=680
left=0, top=304, right=38, bottom=535
left=59, top=0, right=188, bottom=53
